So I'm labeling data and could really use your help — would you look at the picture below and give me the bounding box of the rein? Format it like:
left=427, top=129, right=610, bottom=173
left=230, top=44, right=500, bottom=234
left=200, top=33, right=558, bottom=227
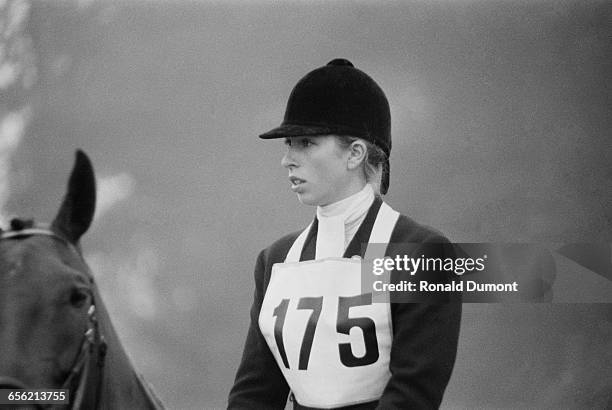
left=0, top=224, right=107, bottom=410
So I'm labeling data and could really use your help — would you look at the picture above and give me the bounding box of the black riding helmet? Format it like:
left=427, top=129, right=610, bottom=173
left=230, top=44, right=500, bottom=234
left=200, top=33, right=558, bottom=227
left=260, top=58, right=392, bottom=194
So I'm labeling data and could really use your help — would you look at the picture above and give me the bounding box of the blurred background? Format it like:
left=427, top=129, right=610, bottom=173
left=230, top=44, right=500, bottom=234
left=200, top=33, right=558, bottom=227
left=1, top=0, right=611, bottom=408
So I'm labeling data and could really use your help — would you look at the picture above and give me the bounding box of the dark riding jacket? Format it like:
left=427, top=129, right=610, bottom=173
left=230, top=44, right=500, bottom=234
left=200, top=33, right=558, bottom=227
left=228, top=198, right=462, bottom=410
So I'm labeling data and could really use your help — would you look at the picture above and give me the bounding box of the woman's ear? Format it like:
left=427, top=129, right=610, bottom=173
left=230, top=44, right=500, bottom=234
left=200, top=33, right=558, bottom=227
left=347, top=140, right=367, bottom=170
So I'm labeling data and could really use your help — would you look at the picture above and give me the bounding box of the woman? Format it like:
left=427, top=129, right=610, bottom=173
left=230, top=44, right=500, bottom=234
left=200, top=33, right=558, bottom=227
left=228, top=59, right=461, bottom=409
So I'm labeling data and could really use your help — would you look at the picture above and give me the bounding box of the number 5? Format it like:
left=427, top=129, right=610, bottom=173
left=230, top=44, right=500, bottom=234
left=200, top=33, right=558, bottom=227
left=337, top=293, right=379, bottom=367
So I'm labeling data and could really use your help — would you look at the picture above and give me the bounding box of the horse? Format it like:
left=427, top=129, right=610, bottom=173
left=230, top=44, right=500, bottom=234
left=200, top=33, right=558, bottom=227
left=0, top=150, right=164, bottom=409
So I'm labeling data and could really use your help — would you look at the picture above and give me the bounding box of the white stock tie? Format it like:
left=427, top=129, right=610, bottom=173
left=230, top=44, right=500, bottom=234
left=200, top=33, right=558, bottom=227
left=315, top=215, right=345, bottom=259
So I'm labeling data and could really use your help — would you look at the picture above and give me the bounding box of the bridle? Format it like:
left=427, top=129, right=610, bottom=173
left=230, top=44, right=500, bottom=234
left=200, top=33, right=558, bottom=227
left=0, top=224, right=107, bottom=410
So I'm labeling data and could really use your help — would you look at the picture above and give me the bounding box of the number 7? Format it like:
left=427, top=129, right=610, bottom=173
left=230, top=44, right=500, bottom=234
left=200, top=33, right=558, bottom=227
left=297, top=297, right=323, bottom=369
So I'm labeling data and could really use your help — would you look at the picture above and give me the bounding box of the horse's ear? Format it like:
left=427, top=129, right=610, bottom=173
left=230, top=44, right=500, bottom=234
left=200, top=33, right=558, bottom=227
left=51, top=150, right=96, bottom=243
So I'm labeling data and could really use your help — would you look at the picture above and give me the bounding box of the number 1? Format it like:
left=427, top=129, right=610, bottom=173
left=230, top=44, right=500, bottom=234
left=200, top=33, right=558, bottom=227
left=272, top=298, right=290, bottom=368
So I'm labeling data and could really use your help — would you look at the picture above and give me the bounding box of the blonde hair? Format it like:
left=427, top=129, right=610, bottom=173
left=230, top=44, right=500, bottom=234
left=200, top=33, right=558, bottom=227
left=335, top=135, right=387, bottom=196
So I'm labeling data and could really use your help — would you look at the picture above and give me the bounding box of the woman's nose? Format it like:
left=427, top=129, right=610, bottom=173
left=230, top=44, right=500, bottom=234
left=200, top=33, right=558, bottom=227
left=281, top=149, right=297, bottom=169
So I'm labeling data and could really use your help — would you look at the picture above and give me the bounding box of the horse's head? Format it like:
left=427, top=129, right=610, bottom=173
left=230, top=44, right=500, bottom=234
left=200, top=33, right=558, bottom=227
left=0, top=151, right=163, bottom=409
left=0, top=150, right=104, bottom=403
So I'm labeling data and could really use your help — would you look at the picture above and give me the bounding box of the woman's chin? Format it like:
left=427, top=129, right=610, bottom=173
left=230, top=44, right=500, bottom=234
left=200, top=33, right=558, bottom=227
left=296, top=193, right=319, bottom=206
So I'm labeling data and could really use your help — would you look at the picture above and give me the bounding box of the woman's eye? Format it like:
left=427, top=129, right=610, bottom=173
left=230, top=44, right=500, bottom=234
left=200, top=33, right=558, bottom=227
left=284, top=138, right=312, bottom=147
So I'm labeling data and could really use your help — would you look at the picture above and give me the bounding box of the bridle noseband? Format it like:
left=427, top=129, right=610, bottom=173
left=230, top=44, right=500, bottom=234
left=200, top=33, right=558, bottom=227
left=0, top=224, right=107, bottom=410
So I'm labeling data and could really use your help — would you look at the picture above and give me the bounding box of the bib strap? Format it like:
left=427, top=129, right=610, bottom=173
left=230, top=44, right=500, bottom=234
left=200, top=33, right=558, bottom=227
left=364, top=202, right=400, bottom=260
left=285, top=222, right=312, bottom=263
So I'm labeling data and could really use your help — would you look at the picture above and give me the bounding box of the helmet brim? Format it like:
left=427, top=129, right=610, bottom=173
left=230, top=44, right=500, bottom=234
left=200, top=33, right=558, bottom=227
left=259, top=123, right=361, bottom=139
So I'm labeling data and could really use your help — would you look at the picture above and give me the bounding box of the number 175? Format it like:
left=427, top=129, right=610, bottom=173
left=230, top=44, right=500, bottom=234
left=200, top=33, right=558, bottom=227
left=272, top=293, right=380, bottom=370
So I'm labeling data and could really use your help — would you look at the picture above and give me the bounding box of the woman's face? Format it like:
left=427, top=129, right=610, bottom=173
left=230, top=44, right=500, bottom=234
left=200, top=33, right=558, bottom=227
left=281, top=135, right=357, bottom=206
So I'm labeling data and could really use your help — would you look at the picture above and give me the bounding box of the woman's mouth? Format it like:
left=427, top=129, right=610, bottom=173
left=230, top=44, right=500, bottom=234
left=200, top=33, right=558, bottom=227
left=289, top=176, right=306, bottom=190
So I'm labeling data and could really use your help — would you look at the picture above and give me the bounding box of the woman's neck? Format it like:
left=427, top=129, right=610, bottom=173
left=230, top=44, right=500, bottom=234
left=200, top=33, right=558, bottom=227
left=315, top=184, right=375, bottom=254
left=317, top=184, right=373, bottom=219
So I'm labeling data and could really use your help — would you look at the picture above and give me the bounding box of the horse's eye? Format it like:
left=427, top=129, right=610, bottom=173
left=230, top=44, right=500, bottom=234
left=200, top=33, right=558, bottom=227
left=70, top=288, right=89, bottom=308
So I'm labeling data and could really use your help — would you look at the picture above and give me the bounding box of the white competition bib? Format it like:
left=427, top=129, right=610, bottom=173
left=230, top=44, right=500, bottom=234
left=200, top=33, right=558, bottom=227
left=259, top=203, right=400, bottom=408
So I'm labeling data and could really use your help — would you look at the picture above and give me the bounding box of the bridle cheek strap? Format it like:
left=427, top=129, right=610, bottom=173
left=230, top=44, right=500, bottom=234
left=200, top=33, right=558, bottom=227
left=68, top=304, right=107, bottom=410
left=81, top=317, right=107, bottom=410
